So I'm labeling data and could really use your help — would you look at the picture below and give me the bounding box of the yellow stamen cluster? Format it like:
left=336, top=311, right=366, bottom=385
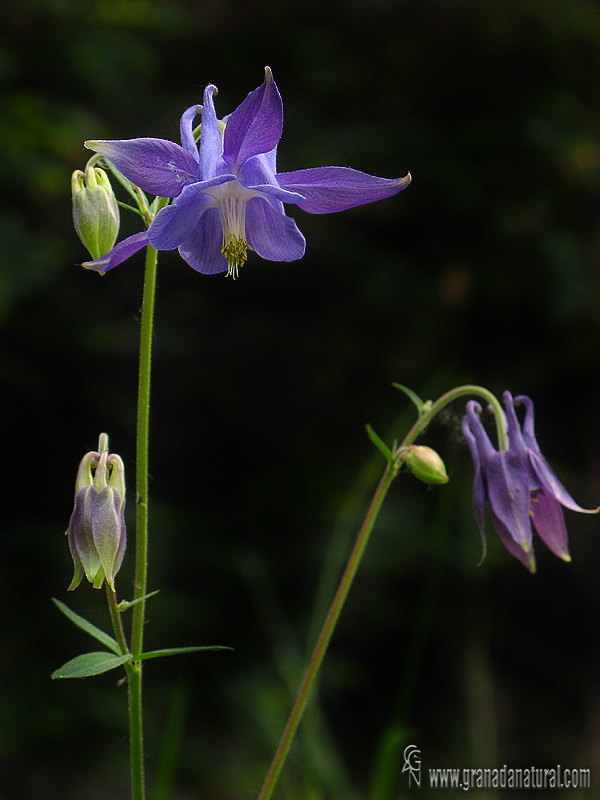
left=218, top=193, right=249, bottom=279
left=222, top=233, right=248, bottom=279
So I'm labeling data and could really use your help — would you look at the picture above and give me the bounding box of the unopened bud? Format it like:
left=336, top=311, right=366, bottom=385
left=72, top=163, right=120, bottom=260
left=404, top=445, right=449, bottom=485
left=66, top=434, right=126, bottom=590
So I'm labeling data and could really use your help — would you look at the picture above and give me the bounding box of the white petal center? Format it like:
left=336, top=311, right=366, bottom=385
left=206, top=180, right=260, bottom=278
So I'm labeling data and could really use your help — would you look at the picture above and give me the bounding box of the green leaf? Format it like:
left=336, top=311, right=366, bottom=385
left=52, top=651, right=131, bottom=679
left=138, top=645, right=233, bottom=661
left=366, top=424, right=394, bottom=464
left=117, top=589, right=160, bottom=612
left=52, top=598, right=121, bottom=655
left=392, top=383, right=426, bottom=415
left=116, top=200, right=145, bottom=219
left=149, top=195, right=162, bottom=214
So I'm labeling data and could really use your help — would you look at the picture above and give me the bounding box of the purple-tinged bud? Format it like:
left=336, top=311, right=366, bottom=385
left=72, top=162, right=120, bottom=260
left=404, top=445, right=449, bottom=485
left=66, top=434, right=126, bottom=591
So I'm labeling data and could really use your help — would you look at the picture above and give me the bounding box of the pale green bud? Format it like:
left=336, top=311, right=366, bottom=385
left=71, top=163, right=120, bottom=260
left=404, top=445, right=449, bottom=485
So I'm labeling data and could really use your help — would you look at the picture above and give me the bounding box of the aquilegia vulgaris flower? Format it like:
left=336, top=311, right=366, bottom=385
left=83, top=67, right=411, bottom=277
left=67, top=434, right=126, bottom=591
left=462, top=391, right=597, bottom=572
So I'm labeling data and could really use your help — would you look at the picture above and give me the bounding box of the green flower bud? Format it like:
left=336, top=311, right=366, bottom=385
left=71, top=163, right=120, bottom=260
left=66, top=434, right=126, bottom=591
left=404, top=445, right=449, bottom=485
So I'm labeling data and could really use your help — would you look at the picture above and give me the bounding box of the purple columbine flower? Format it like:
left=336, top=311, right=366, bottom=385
left=462, top=391, right=597, bottom=572
left=67, top=437, right=126, bottom=591
left=83, top=67, right=411, bottom=277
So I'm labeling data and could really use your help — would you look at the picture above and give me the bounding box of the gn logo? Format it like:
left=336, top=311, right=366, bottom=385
left=402, top=744, right=421, bottom=788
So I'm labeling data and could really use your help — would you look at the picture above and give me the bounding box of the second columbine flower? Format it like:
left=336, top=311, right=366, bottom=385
left=462, top=391, right=597, bottom=572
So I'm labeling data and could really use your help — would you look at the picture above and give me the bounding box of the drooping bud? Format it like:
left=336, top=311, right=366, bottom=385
left=66, top=434, right=126, bottom=591
left=71, top=162, right=120, bottom=260
left=404, top=445, right=449, bottom=485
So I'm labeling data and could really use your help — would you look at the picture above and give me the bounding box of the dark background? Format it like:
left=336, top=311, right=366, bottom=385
left=2, top=0, right=600, bottom=798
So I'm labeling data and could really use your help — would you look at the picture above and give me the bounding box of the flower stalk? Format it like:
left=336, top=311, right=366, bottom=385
left=256, top=384, right=506, bottom=800
left=128, top=241, right=159, bottom=800
left=131, top=241, right=158, bottom=658
left=256, top=460, right=399, bottom=800
left=106, top=583, right=129, bottom=657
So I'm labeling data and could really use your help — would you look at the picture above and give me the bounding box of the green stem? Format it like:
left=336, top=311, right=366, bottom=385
left=106, top=584, right=130, bottom=656
left=256, top=461, right=400, bottom=800
left=128, top=661, right=144, bottom=800
left=106, top=585, right=144, bottom=800
left=128, top=242, right=158, bottom=800
left=131, top=244, right=157, bottom=652
left=256, top=383, right=504, bottom=800
left=400, top=384, right=507, bottom=450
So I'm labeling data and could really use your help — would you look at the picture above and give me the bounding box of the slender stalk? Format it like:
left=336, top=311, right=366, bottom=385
left=131, top=244, right=157, bottom=652
left=399, top=384, right=507, bottom=451
left=128, top=242, right=159, bottom=800
left=106, top=585, right=144, bottom=800
left=256, top=384, right=504, bottom=800
left=128, top=662, right=144, bottom=800
left=106, top=584, right=130, bottom=656
left=257, top=461, right=400, bottom=800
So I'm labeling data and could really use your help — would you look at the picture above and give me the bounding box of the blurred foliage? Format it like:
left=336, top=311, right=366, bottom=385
left=3, top=0, right=600, bottom=798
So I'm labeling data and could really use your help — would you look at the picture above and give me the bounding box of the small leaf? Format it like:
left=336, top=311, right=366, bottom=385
left=118, top=589, right=160, bottom=612
left=116, top=200, right=145, bottom=219
left=149, top=195, right=162, bottom=214
left=366, top=424, right=394, bottom=464
left=52, top=651, right=131, bottom=679
left=392, top=383, right=426, bottom=415
left=138, top=645, right=233, bottom=661
left=52, top=598, right=120, bottom=655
